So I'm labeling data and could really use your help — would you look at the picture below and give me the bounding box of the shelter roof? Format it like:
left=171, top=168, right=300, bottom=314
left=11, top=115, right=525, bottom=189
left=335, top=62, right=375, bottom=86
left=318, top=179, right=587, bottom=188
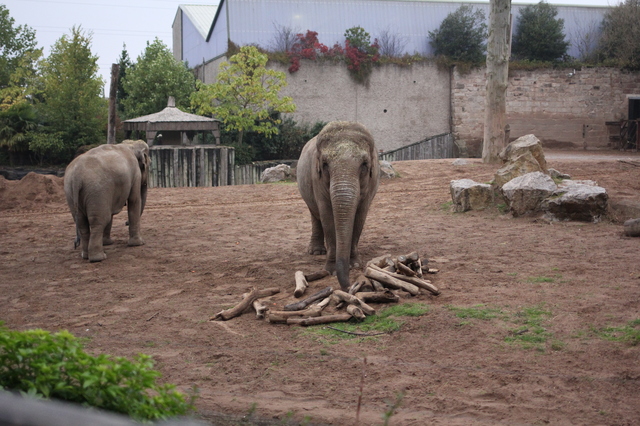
left=123, top=97, right=220, bottom=132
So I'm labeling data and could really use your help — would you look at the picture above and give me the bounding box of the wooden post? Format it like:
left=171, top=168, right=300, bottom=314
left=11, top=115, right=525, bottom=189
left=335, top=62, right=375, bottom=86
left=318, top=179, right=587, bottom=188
left=107, top=63, right=120, bottom=144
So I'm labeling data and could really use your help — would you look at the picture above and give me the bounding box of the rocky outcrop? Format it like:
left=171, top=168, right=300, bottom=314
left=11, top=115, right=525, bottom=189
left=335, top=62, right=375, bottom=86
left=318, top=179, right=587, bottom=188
left=542, top=182, right=608, bottom=222
left=379, top=160, right=397, bottom=179
left=494, top=135, right=548, bottom=187
left=501, top=172, right=557, bottom=217
left=450, top=179, right=494, bottom=212
left=260, top=164, right=293, bottom=183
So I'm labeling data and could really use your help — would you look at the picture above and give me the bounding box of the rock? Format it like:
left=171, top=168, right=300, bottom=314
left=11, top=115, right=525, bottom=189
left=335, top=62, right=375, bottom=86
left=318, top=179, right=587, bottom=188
left=494, top=150, right=545, bottom=187
left=548, top=168, right=571, bottom=180
left=624, top=218, right=640, bottom=237
left=260, top=164, right=292, bottom=183
left=450, top=179, right=494, bottom=212
left=542, top=183, right=608, bottom=222
left=499, top=134, right=548, bottom=171
left=379, top=160, right=397, bottom=179
left=452, top=159, right=469, bottom=166
left=501, top=172, right=557, bottom=217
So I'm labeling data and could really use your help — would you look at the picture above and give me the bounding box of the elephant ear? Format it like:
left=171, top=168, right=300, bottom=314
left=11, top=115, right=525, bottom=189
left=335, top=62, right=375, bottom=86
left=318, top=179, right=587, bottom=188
left=132, top=141, right=150, bottom=172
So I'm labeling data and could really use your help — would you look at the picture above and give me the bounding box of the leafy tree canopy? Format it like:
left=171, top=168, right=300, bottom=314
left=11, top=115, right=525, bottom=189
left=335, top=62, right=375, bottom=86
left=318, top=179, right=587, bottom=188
left=191, top=45, right=296, bottom=146
left=512, top=1, right=569, bottom=62
left=429, top=5, right=487, bottom=63
left=36, top=26, right=105, bottom=161
left=0, top=5, right=42, bottom=108
left=116, top=43, right=132, bottom=114
left=121, top=38, right=196, bottom=119
left=598, top=0, right=640, bottom=69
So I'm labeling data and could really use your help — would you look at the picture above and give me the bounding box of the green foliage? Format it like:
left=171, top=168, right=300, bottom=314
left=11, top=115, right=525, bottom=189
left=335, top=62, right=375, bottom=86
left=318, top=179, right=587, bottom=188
left=116, top=44, right=132, bottom=115
left=27, top=131, right=64, bottom=165
left=343, top=26, right=380, bottom=83
left=593, top=319, right=640, bottom=345
left=429, top=5, right=487, bottom=64
left=598, top=0, right=640, bottom=70
left=192, top=46, right=296, bottom=146
left=447, top=304, right=503, bottom=321
left=121, top=38, right=196, bottom=119
left=512, top=2, right=569, bottom=62
left=0, top=4, right=42, bottom=106
left=0, top=102, right=37, bottom=163
left=36, top=26, right=105, bottom=162
left=0, top=323, right=194, bottom=421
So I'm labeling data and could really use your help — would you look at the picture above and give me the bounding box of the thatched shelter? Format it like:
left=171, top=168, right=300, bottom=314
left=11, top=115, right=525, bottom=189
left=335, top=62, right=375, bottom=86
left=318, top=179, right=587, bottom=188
left=123, top=97, right=221, bottom=146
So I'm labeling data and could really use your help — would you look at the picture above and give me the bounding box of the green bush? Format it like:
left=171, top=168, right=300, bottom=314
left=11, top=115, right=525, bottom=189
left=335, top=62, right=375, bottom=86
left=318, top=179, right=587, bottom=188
left=429, top=5, right=487, bottom=64
left=0, top=323, right=194, bottom=421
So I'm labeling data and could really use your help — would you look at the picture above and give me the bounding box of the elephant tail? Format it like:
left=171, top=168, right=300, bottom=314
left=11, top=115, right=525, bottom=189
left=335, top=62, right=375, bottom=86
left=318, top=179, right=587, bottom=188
left=73, top=223, right=80, bottom=249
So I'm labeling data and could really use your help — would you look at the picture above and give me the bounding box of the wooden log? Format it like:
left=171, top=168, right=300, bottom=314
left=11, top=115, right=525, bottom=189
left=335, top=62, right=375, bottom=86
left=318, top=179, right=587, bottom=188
left=348, top=274, right=371, bottom=294
left=269, top=304, right=324, bottom=319
left=294, top=270, right=309, bottom=298
left=286, top=314, right=352, bottom=326
left=354, top=290, right=400, bottom=304
left=284, top=287, right=333, bottom=311
left=394, top=259, right=417, bottom=277
left=368, top=254, right=393, bottom=269
left=414, top=258, right=423, bottom=278
left=346, top=304, right=366, bottom=320
left=305, top=270, right=330, bottom=282
left=364, top=266, right=420, bottom=296
left=252, top=299, right=268, bottom=319
left=211, top=287, right=280, bottom=321
left=333, top=290, right=376, bottom=316
left=371, top=279, right=385, bottom=292
left=404, top=251, right=420, bottom=262
left=369, top=264, right=439, bottom=295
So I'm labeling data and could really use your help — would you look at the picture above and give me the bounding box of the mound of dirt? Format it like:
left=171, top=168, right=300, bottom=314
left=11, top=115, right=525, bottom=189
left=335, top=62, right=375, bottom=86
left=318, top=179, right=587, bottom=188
left=0, top=172, right=66, bottom=211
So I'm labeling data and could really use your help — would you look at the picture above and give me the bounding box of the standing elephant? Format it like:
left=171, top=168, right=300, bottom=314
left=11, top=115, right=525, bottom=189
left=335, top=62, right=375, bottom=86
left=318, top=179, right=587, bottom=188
left=297, top=121, right=380, bottom=290
left=64, top=140, right=151, bottom=262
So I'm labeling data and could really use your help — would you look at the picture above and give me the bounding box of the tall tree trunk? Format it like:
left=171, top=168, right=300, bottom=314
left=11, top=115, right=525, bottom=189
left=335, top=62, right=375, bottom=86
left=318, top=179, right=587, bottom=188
left=483, top=0, right=511, bottom=163
left=107, top=64, right=120, bottom=144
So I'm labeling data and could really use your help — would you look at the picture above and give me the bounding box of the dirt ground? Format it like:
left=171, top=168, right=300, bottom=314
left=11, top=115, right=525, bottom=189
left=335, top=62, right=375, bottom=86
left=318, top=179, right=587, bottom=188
left=1, top=149, right=640, bottom=425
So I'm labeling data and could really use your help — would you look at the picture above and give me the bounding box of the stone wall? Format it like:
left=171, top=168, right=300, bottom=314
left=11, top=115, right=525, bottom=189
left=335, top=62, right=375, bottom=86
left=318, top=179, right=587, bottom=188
left=452, top=67, right=640, bottom=156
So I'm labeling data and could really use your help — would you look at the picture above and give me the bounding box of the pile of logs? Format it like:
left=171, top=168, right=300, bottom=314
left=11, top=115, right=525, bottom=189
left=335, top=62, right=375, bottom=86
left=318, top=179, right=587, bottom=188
left=210, top=252, right=439, bottom=327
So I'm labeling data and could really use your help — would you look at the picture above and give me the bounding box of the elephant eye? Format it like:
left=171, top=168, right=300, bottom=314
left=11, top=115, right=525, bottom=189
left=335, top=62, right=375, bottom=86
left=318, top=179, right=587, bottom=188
left=360, top=162, right=368, bottom=174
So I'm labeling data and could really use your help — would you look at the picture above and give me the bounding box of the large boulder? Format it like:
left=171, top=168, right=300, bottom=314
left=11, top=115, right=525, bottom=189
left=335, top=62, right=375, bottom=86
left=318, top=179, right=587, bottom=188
left=260, top=164, right=293, bottom=183
left=498, top=134, right=548, bottom=171
left=501, top=172, right=557, bottom=216
left=379, top=160, right=397, bottom=179
left=542, top=182, right=608, bottom=222
left=494, top=150, right=545, bottom=187
left=450, top=179, right=494, bottom=212
left=494, top=134, right=548, bottom=187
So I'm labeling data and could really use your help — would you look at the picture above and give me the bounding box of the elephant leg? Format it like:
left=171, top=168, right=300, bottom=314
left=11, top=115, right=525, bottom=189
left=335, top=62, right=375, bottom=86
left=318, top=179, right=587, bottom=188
left=322, top=215, right=337, bottom=275
left=87, top=212, right=108, bottom=262
left=349, top=203, right=370, bottom=269
left=103, top=216, right=114, bottom=246
left=126, top=196, right=145, bottom=247
left=77, top=213, right=91, bottom=260
left=308, top=213, right=326, bottom=255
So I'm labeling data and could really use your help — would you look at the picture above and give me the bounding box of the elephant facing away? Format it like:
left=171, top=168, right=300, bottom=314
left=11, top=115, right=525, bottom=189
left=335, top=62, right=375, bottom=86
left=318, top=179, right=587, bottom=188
left=297, top=121, right=380, bottom=290
left=64, top=140, right=151, bottom=262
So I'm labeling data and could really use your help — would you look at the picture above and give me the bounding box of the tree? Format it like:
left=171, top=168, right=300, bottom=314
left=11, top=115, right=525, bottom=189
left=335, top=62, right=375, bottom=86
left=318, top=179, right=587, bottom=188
left=0, top=5, right=42, bottom=108
left=377, top=28, right=408, bottom=58
left=343, top=26, right=380, bottom=83
left=116, top=44, right=132, bottom=114
left=429, top=5, right=487, bottom=63
left=191, top=45, right=296, bottom=146
left=511, top=1, right=569, bottom=62
left=121, top=38, right=195, bottom=119
left=598, top=0, right=640, bottom=69
left=483, top=0, right=512, bottom=164
left=36, top=26, right=105, bottom=161
left=0, top=102, right=37, bottom=164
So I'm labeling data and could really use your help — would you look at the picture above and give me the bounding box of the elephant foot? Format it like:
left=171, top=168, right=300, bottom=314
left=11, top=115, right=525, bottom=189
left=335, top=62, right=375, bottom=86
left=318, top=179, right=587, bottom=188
left=103, top=237, right=114, bottom=246
left=308, top=244, right=327, bottom=255
left=324, top=260, right=336, bottom=275
left=81, top=251, right=89, bottom=260
left=89, top=252, right=107, bottom=262
left=128, top=236, right=145, bottom=246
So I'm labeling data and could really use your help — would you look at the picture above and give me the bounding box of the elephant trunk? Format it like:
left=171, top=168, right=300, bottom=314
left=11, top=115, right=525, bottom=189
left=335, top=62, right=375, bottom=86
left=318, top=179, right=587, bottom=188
left=330, top=176, right=360, bottom=291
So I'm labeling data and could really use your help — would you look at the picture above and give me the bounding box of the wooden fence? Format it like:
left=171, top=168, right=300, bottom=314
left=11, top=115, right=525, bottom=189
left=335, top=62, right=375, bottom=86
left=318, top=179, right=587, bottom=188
left=149, top=134, right=455, bottom=187
left=378, top=133, right=455, bottom=162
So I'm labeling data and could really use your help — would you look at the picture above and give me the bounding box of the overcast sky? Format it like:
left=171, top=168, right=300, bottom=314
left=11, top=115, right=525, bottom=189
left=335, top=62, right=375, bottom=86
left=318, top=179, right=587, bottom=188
left=5, top=0, right=622, bottom=91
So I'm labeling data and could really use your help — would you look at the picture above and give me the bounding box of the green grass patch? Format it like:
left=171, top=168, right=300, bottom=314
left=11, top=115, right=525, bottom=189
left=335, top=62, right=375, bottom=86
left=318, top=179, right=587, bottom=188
left=526, top=275, right=559, bottom=283
left=504, top=305, right=553, bottom=350
left=304, top=303, right=429, bottom=341
left=447, top=304, right=503, bottom=321
left=440, top=201, right=453, bottom=211
left=593, top=319, right=640, bottom=346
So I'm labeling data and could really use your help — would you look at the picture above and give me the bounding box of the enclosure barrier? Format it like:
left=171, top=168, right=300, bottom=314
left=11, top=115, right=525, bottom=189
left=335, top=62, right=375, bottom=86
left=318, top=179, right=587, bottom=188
left=149, top=134, right=455, bottom=187
left=378, top=133, right=454, bottom=162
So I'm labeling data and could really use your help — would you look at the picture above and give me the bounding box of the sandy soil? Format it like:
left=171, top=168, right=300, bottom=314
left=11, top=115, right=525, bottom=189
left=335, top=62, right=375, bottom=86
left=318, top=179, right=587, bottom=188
left=1, top=150, right=640, bottom=425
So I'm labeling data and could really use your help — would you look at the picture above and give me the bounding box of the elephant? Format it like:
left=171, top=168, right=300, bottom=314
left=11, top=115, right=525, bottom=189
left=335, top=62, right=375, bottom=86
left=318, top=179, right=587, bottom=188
left=297, top=121, right=380, bottom=290
left=64, top=140, right=151, bottom=262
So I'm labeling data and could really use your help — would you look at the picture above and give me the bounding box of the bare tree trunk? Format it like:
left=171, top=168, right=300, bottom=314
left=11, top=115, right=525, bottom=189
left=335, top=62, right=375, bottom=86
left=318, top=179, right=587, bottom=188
left=107, top=64, right=120, bottom=144
left=482, top=0, right=511, bottom=163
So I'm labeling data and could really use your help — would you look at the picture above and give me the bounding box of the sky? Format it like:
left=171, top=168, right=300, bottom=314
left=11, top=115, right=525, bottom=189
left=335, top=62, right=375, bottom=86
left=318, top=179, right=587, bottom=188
left=5, top=0, right=622, bottom=92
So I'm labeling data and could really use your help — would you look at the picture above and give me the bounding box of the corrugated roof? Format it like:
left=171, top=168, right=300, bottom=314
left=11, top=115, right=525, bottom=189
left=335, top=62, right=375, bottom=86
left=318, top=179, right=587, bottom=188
left=180, top=4, right=219, bottom=39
